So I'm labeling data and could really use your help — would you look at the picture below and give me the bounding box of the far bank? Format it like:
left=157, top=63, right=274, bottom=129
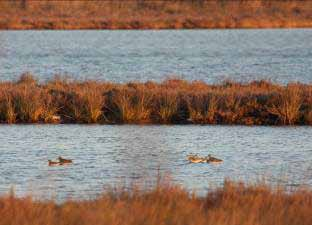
left=0, top=1, right=311, bottom=29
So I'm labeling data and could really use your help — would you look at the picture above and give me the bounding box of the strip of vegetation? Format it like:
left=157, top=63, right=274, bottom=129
left=0, top=0, right=311, bottom=29
left=1, top=181, right=311, bottom=225
left=0, top=74, right=311, bottom=125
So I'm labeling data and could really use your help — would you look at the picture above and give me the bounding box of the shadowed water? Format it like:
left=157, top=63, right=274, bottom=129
left=0, top=29, right=311, bottom=83
left=0, top=125, right=311, bottom=200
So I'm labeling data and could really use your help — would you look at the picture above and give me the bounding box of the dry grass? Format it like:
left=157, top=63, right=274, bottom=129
left=1, top=181, right=312, bottom=225
left=267, top=85, right=302, bottom=125
left=0, top=0, right=311, bottom=29
left=0, top=74, right=312, bottom=125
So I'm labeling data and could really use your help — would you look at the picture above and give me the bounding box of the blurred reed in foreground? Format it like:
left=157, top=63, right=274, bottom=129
left=1, top=74, right=312, bottom=125
left=1, top=180, right=312, bottom=225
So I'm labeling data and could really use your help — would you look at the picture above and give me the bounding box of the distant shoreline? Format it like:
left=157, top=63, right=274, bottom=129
left=0, top=0, right=311, bottom=30
left=0, top=74, right=311, bottom=125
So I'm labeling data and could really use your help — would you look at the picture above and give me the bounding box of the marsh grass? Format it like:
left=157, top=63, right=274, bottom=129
left=267, top=85, right=302, bottom=125
left=106, top=86, right=152, bottom=123
left=187, top=93, right=218, bottom=124
left=156, top=89, right=179, bottom=124
left=0, top=0, right=311, bottom=29
left=1, top=181, right=312, bottom=225
left=0, top=74, right=312, bottom=125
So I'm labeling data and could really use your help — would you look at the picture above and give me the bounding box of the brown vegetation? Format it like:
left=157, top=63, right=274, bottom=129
left=0, top=0, right=311, bottom=29
left=1, top=74, right=312, bottom=125
left=1, top=181, right=312, bottom=225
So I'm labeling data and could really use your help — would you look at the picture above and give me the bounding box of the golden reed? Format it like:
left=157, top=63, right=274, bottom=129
left=1, top=181, right=312, bottom=225
left=0, top=74, right=312, bottom=125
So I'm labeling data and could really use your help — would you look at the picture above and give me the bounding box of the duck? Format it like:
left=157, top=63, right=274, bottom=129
left=58, top=156, right=73, bottom=164
left=206, top=154, right=223, bottom=164
left=187, top=154, right=206, bottom=163
left=48, top=160, right=60, bottom=166
left=189, top=157, right=206, bottom=163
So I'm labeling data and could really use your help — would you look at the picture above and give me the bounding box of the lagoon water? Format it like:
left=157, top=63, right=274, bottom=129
left=0, top=29, right=312, bottom=201
left=0, top=29, right=312, bottom=83
left=0, top=125, right=311, bottom=200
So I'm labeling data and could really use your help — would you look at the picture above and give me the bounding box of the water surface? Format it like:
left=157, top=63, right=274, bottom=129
left=0, top=125, right=311, bottom=200
left=0, top=29, right=311, bottom=83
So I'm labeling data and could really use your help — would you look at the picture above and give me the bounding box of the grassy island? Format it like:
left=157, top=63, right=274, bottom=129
left=0, top=74, right=311, bottom=125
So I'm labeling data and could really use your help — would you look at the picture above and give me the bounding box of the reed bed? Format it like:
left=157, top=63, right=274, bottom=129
left=0, top=74, right=312, bottom=125
left=1, top=181, right=312, bottom=225
left=0, top=0, right=311, bottom=29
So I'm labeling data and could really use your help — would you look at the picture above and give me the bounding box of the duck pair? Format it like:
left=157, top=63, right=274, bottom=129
left=187, top=154, right=223, bottom=164
left=48, top=156, right=73, bottom=166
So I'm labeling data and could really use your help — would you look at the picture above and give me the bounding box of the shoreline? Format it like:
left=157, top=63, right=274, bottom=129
left=2, top=24, right=312, bottom=30
left=0, top=74, right=311, bottom=125
left=0, top=1, right=311, bottom=30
